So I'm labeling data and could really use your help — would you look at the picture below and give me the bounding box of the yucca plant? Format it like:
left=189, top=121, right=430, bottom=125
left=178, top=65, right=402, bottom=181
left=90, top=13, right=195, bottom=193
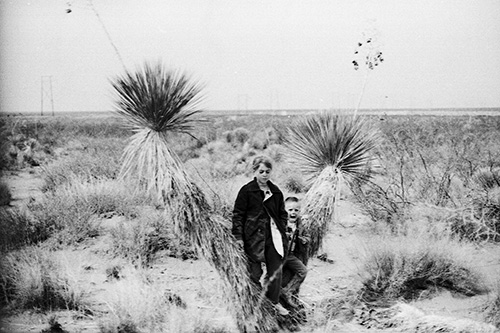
left=111, top=62, right=277, bottom=332
left=285, top=112, right=379, bottom=258
left=112, top=62, right=204, bottom=200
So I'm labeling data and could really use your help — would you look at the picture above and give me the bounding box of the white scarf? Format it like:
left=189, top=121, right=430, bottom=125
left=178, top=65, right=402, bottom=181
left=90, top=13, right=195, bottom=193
left=264, top=190, right=284, bottom=258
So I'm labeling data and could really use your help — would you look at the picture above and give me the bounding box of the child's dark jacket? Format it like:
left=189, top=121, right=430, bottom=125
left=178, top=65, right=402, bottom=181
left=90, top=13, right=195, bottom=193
left=287, top=217, right=309, bottom=265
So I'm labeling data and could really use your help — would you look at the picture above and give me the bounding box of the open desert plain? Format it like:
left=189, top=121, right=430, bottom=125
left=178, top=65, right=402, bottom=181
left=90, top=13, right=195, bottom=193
left=1, top=111, right=499, bottom=333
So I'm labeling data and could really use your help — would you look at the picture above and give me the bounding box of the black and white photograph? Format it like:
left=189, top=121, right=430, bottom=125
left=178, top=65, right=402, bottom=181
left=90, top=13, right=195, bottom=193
left=1, top=1, right=500, bottom=332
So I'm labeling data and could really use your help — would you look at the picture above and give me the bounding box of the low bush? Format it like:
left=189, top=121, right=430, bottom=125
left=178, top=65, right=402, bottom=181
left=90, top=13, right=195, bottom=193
left=310, top=289, right=361, bottom=327
left=474, top=167, right=500, bottom=190
left=0, top=181, right=12, bottom=206
left=351, top=180, right=409, bottom=228
left=359, top=233, right=487, bottom=305
left=223, top=127, right=250, bottom=147
left=109, top=212, right=197, bottom=267
left=0, top=117, right=11, bottom=171
left=281, top=172, right=306, bottom=194
left=0, top=247, right=89, bottom=311
left=485, top=283, right=500, bottom=329
left=98, top=268, right=232, bottom=333
left=0, top=207, right=42, bottom=252
left=29, top=179, right=149, bottom=247
left=41, top=137, right=124, bottom=192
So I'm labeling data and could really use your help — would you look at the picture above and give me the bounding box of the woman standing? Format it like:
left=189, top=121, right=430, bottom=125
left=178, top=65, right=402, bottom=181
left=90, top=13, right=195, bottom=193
left=232, top=156, right=289, bottom=316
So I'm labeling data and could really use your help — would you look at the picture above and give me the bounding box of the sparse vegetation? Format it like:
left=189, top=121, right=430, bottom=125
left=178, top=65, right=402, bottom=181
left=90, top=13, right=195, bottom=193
left=0, top=247, right=89, bottom=312
left=0, top=181, right=12, bottom=206
left=359, top=233, right=488, bottom=305
left=1, top=113, right=500, bottom=332
left=0, top=207, right=40, bottom=251
left=109, top=212, right=197, bottom=267
left=485, top=282, right=500, bottom=329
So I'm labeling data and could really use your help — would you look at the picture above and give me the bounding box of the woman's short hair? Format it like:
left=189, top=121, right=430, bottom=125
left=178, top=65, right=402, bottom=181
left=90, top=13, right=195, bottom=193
left=252, top=155, right=273, bottom=172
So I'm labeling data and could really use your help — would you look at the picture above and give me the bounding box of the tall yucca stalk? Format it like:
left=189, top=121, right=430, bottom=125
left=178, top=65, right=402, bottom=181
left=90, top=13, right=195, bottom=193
left=285, top=112, right=379, bottom=258
left=111, top=63, right=277, bottom=332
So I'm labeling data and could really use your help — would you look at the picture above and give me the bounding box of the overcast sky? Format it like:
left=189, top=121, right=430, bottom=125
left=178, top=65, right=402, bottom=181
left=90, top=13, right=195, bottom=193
left=1, top=0, right=499, bottom=113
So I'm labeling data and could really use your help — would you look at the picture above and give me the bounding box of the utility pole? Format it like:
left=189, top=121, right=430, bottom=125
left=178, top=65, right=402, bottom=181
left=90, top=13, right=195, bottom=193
left=41, top=76, right=54, bottom=116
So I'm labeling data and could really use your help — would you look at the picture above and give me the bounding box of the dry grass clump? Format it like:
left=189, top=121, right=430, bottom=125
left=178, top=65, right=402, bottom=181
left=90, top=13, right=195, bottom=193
left=359, top=233, right=488, bottom=304
left=0, top=207, right=41, bottom=252
left=41, top=138, right=124, bottom=192
left=223, top=127, right=250, bottom=147
left=29, top=179, right=149, bottom=247
left=475, top=167, right=500, bottom=190
left=109, top=212, right=197, bottom=267
left=309, top=288, right=362, bottom=328
left=247, top=127, right=281, bottom=150
left=485, top=281, right=500, bottom=329
left=0, top=116, right=11, bottom=171
left=0, top=180, right=11, bottom=206
left=282, top=171, right=306, bottom=194
left=354, top=303, right=498, bottom=332
left=0, top=247, right=89, bottom=312
left=99, top=268, right=233, bottom=333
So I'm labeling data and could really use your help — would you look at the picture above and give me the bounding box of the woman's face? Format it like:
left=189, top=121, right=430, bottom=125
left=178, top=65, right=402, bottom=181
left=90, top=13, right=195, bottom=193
left=255, top=163, right=272, bottom=185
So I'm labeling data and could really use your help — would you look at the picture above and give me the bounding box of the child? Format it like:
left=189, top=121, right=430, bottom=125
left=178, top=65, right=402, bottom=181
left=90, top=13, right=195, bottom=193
left=281, top=196, right=309, bottom=305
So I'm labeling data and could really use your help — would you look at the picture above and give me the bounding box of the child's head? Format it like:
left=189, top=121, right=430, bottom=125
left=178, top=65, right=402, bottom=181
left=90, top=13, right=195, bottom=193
left=285, top=196, right=301, bottom=223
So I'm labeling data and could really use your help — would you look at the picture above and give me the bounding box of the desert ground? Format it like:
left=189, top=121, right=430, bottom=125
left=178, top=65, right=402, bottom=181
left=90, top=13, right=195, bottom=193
left=1, top=112, right=499, bottom=333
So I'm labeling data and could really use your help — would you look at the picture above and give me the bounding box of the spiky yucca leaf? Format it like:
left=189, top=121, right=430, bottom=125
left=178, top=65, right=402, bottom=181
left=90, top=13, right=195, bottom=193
left=285, top=112, right=379, bottom=258
left=301, top=166, right=340, bottom=257
left=285, top=112, right=379, bottom=186
left=112, top=62, right=203, bottom=134
left=119, top=129, right=190, bottom=201
left=112, top=62, right=203, bottom=199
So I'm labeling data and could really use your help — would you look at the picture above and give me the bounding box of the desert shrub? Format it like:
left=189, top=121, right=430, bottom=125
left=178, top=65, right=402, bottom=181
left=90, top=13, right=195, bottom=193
left=264, top=144, right=284, bottom=163
left=282, top=172, right=306, bottom=194
left=0, top=207, right=44, bottom=252
left=474, top=167, right=500, bottom=190
left=222, top=127, right=250, bottom=147
left=98, top=269, right=232, bottom=333
left=109, top=212, right=197, bottom=267
left=0, top=117, right=11, bottom=171
left=0, top=180, right=12, bottom=206
left=41, top=138, right=124, bottom=192
left=351, top=180, right=409, bottom=228
left=233, top=127, right=250, bottom=145
left=485, top=283, right=500, bottom=329
left=447, top=205, right=500, bottom=242
left=310, top=289, right=362, bottom=327
left=2, top=116, right=130, bottom=170
left=29, top=179, right=148, bottom=247
left=0, top=247, right=89, bottom=311
left=247, top=127, right=283, bottom=150
left=248, top=130, right=269, bottom=150
left=359, top=233, right=487, bottom=305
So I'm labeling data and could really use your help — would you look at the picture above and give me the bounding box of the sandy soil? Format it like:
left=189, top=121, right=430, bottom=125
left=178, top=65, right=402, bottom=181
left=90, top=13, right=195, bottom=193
left=1, top=170, right=499, bottom=333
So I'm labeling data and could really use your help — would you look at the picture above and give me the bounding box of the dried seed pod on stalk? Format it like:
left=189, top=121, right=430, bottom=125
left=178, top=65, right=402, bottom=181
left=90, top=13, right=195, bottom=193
left=112, top=62, right=277, bottom=332
left=285, top=112, right=379, bottom=258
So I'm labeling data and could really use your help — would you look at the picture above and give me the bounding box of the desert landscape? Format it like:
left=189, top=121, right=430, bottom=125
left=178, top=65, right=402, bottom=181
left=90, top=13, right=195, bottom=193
left=1, top=109, right=499, bottom=333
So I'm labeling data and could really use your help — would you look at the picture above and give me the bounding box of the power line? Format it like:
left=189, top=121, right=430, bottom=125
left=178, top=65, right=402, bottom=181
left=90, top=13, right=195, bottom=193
left=87, top=0, right=127, bottom=71
left=41, top=76, right=54, bottom=116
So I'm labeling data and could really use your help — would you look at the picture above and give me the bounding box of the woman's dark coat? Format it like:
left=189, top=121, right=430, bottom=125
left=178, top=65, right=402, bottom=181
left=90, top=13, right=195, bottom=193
left=232, top=178, right=289, bottom=262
